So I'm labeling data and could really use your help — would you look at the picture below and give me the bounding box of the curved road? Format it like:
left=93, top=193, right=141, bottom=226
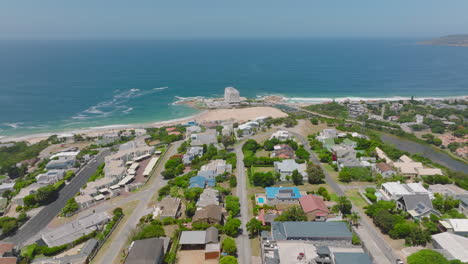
left=380, top=133, right=468, bottom=173
left=7, top=150, right=110, bottom=246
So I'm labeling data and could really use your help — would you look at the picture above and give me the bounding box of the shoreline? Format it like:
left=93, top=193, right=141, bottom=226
left=1, top=106, right=289, bottom=144
left=1, top=94, right=467, bottom=144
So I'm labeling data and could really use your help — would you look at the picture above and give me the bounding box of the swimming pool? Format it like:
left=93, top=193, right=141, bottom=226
left=257, top=197, right=265, bottom=203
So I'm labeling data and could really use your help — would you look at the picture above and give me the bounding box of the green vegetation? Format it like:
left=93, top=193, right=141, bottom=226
left=251, top=171, right=276, bottom=187
left=338, top=167, right=373, bottom=183
left=161, top=156, right=184, bottom=179
left=364, top=188, right=377, bottom=203
left=97, top=207, right=123, bottom=240
left=60, top=198, right=79, bottom=216
left=225, top=196, right=240, bottom=217
left=275, top=206, right=307, bottom=221
left=220, top=256, right=239, bottom=264
left=133, top=219, right=166, bottom=240
left=407, top=249, right=463, bottom=264
left=291, top=169, right=303, bottom=185
left=304, top=102, right=348, bottom=118
left=335, top=196, right=352, bottom=215
left=23, top=180, right=65, bottom=208
left=0, top=138, right=54, bottom=178
left=146, top=126, right=185, bottom=144
left=306, top=163, right=325, bottom=184
left=366, top=201, right=432, bottom=246
left=88, top=163, right=105, bottom=182
left=221, top=237, right=237, bottom=255
left=0, top=213, right=28, bottom=236
left=246, top=217, right=262, bottom=238
left=223, top=218, right=241, bottom=237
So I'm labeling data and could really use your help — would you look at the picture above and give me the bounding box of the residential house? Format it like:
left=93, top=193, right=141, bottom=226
left=432, top=232, right=468, bottom=262
left=271, top=221, right=352, bottom=242
left=155, top=197, right=181, bottom=219
left=393, top=156, right=424, bottom=177
left=238, top=121, right=260, bottom=136
left=198, top=159, right=232, bottom=179
left=274, top=159, right=307, bottom=181
left=189, top=176, right=215, bottom=189
left=396, top=194, right=439, bottom=219
left=257, top=209, right=280, bottom=226
left=265, top=187, right=302, bottom=205
left=36, top=170, right=65, bottom=185
left=40, top=213, right=110, bottom=247
left=12, top=183, right=41, bottom=206
left=334, top=252, right=372, bottom=264
left=191, top=129, right=218, bottom=146
left=46, top=156, right=75, bottom=170
left=428, top=184, right=468, bottom=199
left=316, top=129, right=337, bottom=144
left=221, top=124, right=233, bottom=137
left=32, top=238, right=98, bottom=264
left=341, top=138, right=357, bottom=148
left=271, top=144, right=295, bottom=159
left=459, top=198, right=468, bottom=216
left=180, top=227, right=219, bottom=249
left=192, top=204, right=225, bottom=225
left=182, top=146, right=204, bottom=165
left=186, top=126, right=202, bottom=136
left=125, top=237, right=167, bottom=264
left=375, top=147, right=393, bottom=164
left=439, top=219, right=468, bottom=237
left=374, top=162, right=396, bottom=178
left=270, top=130, right=290, bottom=141
left=0, top=183, right=14, bottom=196
left=416, top=167, right=444, bottom=177
left=380, top=182, right=433, bottom=201
left=0, top=242, right=17, bottom=264
left=196, top=188, right=219, bottom=208
left=331, top=145, right=362, bottom=169
left=299, top=195, right=330, bottom=221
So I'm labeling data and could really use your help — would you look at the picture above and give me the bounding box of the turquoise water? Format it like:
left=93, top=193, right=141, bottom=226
left=258, top=197, right=265, bottom=203
left=1, top=39, right=468, bottom=137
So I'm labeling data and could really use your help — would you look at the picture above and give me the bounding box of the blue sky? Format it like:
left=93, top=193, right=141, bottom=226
left=1, top=0, right=468, bottom=39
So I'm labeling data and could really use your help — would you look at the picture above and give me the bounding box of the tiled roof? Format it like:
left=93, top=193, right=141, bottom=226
left=299, top=195, right=329, bottom=214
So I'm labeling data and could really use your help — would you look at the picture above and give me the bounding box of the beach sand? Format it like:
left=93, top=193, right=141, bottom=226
left=2, top=106, right=287, bottom=144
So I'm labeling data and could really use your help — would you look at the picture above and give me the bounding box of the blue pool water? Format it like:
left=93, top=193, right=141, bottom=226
left=258, top=197, right=265, bottom=203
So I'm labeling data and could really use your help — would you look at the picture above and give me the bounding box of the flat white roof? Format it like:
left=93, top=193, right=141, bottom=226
left=118, top=175, right=134, bottom=186
left=447, top=219, right=468, bottom=232
left=50, top=151, right=80, bottom=159
left=99, top=188, right=109, bottom=193
left=110, top=185, right=120, bottom=190
left=432, top=232, right=468, bottom=262
left=94, top=194, right=105, bottom=201
left=143, top=157, right=159, bottom=176
left=382, top=182, right=412, bottom=196
left=406, top=183, right=430, bottom=194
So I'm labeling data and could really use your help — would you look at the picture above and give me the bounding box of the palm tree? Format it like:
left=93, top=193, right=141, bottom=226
left=349, top=211, right=361, bottom=227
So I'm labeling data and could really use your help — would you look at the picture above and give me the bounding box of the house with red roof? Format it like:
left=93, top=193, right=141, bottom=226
left=299, top=195, right=330, bottom=221
left=271, top=144, right=295, bottom=159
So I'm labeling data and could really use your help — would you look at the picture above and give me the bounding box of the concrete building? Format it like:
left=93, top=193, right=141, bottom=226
left=432, top=232, right=468, bottom=262
left=428, top=184, right=468, bottom=198
left=196, top=188, right=219, bottom=208
left=46, top=156, right=75, bottom=170
left=190, top=129, right=218, bottom=146
left=270, top=130, right=290, bottom=141
left=125, top=237, right=166, bottom=264
left=192, top=204, right=225, bottom=225
left=271, top=221, right=352, bottom=242
left=265, top=187, right=302, bottom=205
left=36, top=170, right=65, bottom=185
left=154, top=197, right=181, bottom=220
left=182, top=147, right=204, bottom=165
left=0, top=182, right=15, bottom=196
left=439, top=219, right=468, bottom=237
left=459, top=198, right=468, bottom=216
left=224, top=87, right=241, bottom=104
left=41, top=213, right=110, bottom=247
left=380, top=181, right=433, bottom=201
left=274, top=159, right=307, bottom=181
left=374, top=162, right=396, bottom=178
left=198, top=159, right=232, bottom=179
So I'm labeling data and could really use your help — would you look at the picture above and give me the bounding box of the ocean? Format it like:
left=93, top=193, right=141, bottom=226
left=1, top=39, right=467, bottom=138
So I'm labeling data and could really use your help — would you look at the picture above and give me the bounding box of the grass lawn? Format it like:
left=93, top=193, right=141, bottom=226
left=255, top=149, right=271, bottom=157
left=323, top=164, right=340, bottom=182
left=0, top=175, right=7, bottom=181
left=250, top=238, right=261, bottom=257
left=251, top=166, right=275, bottom=174
left=330, top=193, right=339, bottom=202
left=345, top=190, right=367, bottom=208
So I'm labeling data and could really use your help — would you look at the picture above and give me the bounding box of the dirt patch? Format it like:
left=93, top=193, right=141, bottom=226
left=177, top=250, right=218, bottom=264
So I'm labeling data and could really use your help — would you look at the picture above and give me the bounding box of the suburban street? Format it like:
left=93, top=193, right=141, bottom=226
left=234, top=145, right=252, bottom=264
left=7, top=149, right=110, bottom=246
left=289, top=130, right=398, bottom=264
left=94, top=141, right=181, bottom=264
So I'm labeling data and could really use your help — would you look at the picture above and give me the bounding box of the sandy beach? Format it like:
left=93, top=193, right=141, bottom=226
left=1, top=106, right=288, bottom=144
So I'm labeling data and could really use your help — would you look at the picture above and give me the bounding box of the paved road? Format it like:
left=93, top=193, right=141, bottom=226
left=380, top=133, right=468, bottom=173
left=235, top=145, right=252, bottom=264
left=288, top=130, right=396, bottom=264
left=8, top=150, right=110, bottom=246
left=95, top=141, right=181, bottom=264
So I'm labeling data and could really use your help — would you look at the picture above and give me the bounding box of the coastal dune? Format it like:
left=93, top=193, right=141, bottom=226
left=194, top=106, right=288, bottom=123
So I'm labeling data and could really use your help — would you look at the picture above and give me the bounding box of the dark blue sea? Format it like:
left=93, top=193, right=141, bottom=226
left=1, top=39, right=467, bottom=138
